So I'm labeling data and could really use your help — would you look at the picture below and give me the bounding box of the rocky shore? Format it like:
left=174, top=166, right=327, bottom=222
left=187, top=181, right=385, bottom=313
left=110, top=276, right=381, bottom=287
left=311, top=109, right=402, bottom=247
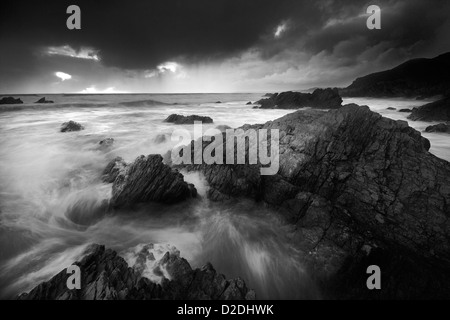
left=176, top=103, right=450, bottom=298
left=19, top=101, right=450, bottom=299
left=19, top=244, right=255, bottom=300
left=255, top=88, right=342, bottom=109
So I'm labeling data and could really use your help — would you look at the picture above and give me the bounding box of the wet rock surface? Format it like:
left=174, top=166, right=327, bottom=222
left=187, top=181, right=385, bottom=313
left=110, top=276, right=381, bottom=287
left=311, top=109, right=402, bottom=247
left=165, top=114, right=213, bottom=124
left=18, top=244, right=255, bottom=300
left=0, top=97, right=23, bottom=104
left=256, top=88, right=342, bottom=109
left=35, top=97, right=54, bottom=103
left=425, top=123, right=450, bottom=133
left=178, top=104, right=450, bottom=298
left=61, top=121, right=84, bottom=132
left=408, top=97, right=450, bottom=122
left=103, top=154, right=196, bottom=207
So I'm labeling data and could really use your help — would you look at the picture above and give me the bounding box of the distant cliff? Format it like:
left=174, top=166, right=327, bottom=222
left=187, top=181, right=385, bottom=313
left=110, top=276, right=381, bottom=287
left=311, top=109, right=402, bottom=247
left=340, top=52, right=450, bottom=98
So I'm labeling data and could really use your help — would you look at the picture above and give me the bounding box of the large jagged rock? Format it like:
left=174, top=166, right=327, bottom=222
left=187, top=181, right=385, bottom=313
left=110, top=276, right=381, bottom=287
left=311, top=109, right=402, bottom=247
left=256, top=88, right=342, bottom=109
left=103, top=154, right=196, bottom=207
left=0, top=96, right=23, bottom=104
left=164, top=114, right=213, bottom=124
left=408, top=98, right=450, bottom=122
left=178, top=104, right=450, bottom=298
left=18, top=244, right=255, bottom=300
left=60, top=121, right=84, bottom=132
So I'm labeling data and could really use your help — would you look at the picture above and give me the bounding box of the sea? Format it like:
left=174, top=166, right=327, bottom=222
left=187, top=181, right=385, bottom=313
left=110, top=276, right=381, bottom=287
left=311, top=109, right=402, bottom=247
left=0, top=93, right=448, bottom=299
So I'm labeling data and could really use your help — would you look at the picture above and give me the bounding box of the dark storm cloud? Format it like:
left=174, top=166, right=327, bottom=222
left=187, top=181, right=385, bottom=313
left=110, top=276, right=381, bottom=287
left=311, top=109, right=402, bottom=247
left=0, top=0, right=305, bottom=69
left=0, top=0, right=449, bottom=92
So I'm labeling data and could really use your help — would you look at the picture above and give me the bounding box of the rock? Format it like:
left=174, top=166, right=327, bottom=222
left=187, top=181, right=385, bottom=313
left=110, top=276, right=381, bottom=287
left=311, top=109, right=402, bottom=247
left=408, top=97, right=450, bottom=121
left=215, top=101, right=222, bottom=104
left=340, top=52, right=450, bottom=98
left=246, top=101, right=252, bottom=105
left=35, top=97, right=54, bottom=103
left=387, top=107, right=396, bottom=110
left=105, top=154, right=196, bottom=207
left=154, top=134, right=167, bottom=144
left=0, top=96, right=23, bottom=104
left=256, top=88, right=342, bottom=109
left=102, top=157, right=128, bottom=183
left=263, top=93, right=274, bottom=97
left=60, top=121, right=84, bottom=132
left=99, top=138, right=114, bottom=148
left=18, top=243, right=255, bottom=300
left=252, top=106, right=259, bottom=109
left=398, top=108, right=412, bottom=112
left=177, top=104, right=450, bottom=298
left=164, top=114, right=213, bottom=124
left=215, top=125, right=232, bottom=132
left=425, top=123, right=450, bottom=133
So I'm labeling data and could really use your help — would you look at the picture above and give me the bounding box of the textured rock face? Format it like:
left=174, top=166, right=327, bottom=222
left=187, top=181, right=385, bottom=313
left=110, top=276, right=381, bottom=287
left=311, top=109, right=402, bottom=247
left=340, top=52, right=450, bottom=98
left=164, top=114, right=213, bottom=124
left=0, top=97, right=23, bottom=104
left=35, top=97, right=54, bottom=103
left=256, top=88, right=342, bottom=109
left=18, top=244, right=255, bottom=300
left=61, top=121, right=84, bottom=132
left=425, top=123, right=450, bottom=133
left=408, top=98, right=450, bottom=122
left=179, top=104, right=450, bottom=298
left=99, top=138, right=114, bottom=148
left=103, top=154, right=196, bottom=208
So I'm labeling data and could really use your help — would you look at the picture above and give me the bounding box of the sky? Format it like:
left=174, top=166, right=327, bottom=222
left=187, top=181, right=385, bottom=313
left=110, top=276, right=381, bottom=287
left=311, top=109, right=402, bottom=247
left=0, top=0, right=449, bottom=94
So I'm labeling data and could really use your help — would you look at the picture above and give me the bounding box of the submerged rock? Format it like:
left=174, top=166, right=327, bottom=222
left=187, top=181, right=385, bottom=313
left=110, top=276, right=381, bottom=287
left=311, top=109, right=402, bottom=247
left=164, top=114, right=213, bottom=124
left=256, top=88, right=342, bottom=109
left=103, top=154, right=196, bottom=207
left=154, top=134, right=167, bottom=144
left=35, top=97, right=54, bottom=103
left=387, top=107, right=396, bottom=110
left=99, top=138, right=114, bottom=148
left=408, top=97, right=450, bottom=121
left=246, top=101, right=252, bottom=105
left=0, top=96, right=23, bottom=104
left=398, top=108, right=412, bottom=112
left=425, top=123, right=450, bottom=133
left=177, top=104, right=450, bottom=298
left=18, top=243, right=255, bottom=300
left=61, top=121, right=84, bottom=132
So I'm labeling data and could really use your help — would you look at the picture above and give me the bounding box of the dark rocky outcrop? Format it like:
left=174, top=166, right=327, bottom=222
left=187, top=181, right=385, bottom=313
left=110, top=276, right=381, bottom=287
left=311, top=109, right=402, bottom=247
left=398, top=108, right=412, bottom=113
left=103, top=154, right=196, bottom=208
left=60, top=121, right=84, bottom=132
left=340, top=52, right=450, bottom=98
left=387, top=107, right=396, bottom=110
left=99, top=138, right=114, bottom=148
left=425, top=123, right=450, bottom=133
left=18, top=244, right=255, bottom=300
left=408, top=98, right=450, bottom=122
left=176, top=104, right=450, bottom=298
left=256, top=88, right=342, bottom=109
left=164, top=114, right=213, bottom=124
left=215, top=101, right=222, bottom=104
left=0, top=96, right=23, bottom=104
left=35, top=97, right=54, bottom=103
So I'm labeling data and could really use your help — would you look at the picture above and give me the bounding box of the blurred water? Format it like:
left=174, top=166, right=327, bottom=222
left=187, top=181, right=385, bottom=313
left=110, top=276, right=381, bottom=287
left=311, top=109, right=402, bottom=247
left=0, top=94, right=447, bottom=299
